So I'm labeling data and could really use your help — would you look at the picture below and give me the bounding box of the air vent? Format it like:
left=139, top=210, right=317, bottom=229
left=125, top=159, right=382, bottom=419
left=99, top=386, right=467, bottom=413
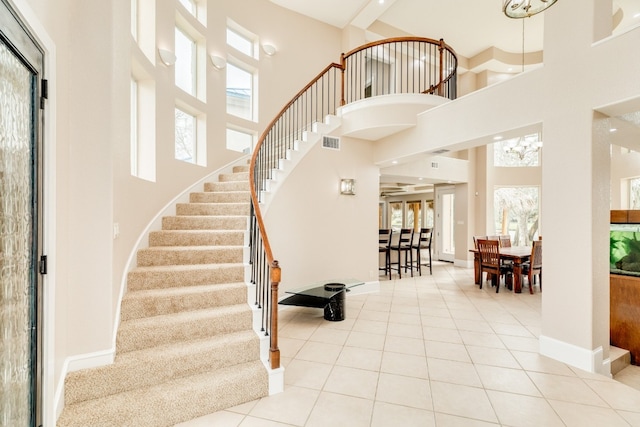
left=429, top=149, right=450, bottom=155
left=431, top=162, right=439, bottom=169
left=322, top=136, right=340, bottom=150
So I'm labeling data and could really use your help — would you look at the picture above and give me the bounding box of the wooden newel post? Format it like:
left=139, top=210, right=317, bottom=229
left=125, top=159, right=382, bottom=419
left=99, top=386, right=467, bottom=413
left=269, top=260, right=281, bottom=369
left=438, top=38, right=445, bottom=97
left=340, top=53, right=346, bottom=106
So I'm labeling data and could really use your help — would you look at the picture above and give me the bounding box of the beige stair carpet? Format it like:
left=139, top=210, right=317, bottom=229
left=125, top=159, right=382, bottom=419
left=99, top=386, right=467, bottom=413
left=57, top=165, right=268, bottom=427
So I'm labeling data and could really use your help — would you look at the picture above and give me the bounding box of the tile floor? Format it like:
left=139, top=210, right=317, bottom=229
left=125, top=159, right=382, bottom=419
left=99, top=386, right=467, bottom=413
left=177, top=262, right=640, bottom=427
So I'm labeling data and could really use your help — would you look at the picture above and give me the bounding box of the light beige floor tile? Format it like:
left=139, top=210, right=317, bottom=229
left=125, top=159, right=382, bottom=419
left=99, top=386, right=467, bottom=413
left=380, top=351, right=429, bottom=378
left=352, top=318, right=388, bottom=335
left=475, top=365, right=541, bottom=396
left=458, top=330, right=506, bottom=349
left=433, top=413, right=500, bottom=427
left=584, top=378, right=640, bottom=412
left=227, top=399, right=260, bottom=415
left=248, top=386, right=319, bottom=426
left=308, top=327, right=349, bottom=346
left=448, top=308, right=485, bottom=321
left=323, top=365, right=379, bottom=399
left=465, top=345, right=520, bottom=369
left=357, top=309, right=390, bottom=322
left=421, top=315, right=457, bottom=329
left=454, top=318, right=493, bottom=333
left=174, top=410, right=244, bottom=426
left=384, top=335, right=426, bottom=356
left=615, top=365, right=640, bottom=390
left=528, top=371, right=608, bottom=406
left=498, top=334, right=539, bottom=352
left=427, top=358, right=482, bottom=387
left=486, top=389, right=565, bottom=427
left=388, top=311, right=422, bottom=325
left=336, top=346, right=383, bottom=371
left=376, top=372, right=432, bottom=409
left=283, top=359, right=332, bottom=389
left=618, top=410, right=640, bottom=426
left=318, top=315, right=356, bottom=331
left=295, top=341, right=343, bottom=364
left=278, top=321, right=321, bottom=340
left=345, top=330, right=386, bottom=351
left=548, top=399, right=631, bottom=427
left=363, top=301, right=392, bottom=312
left=489, top=322, right=535, bottom=337
left=424, top=340, right=471, bottom=363
left=277, top=337, right=306, bottom=359
left=430, top=381, right=498, bottom=423
left=239, top=417, right=294, bottom=427
left=422, top=326, right=463, bottom=344
left=387, top=321, right=423, bottom=339
left=371, top=401, right=435, bottom=427
left=305, top=392, right=374, bottom=427
left=511, top=350, right=577, bottom=376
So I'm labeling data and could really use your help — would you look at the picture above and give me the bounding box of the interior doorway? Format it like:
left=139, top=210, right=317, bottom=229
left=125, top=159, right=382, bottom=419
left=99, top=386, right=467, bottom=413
left=0, top=0, right=46, bottom=425
left=436, top=186, right=455, bottom=262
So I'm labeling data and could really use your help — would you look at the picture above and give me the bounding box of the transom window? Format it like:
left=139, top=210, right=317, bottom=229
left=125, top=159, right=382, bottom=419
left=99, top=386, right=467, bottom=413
left=227, top=27, right=254, bottom=57
left=630, top=177, right=640, bottom=209
left=494, top=133, right=541, bottom=167
left=226, top=62, right=253, bottom=121
left=175, top=107, right=196, bottom=163
left=226, top=127, right=254, bottom=154
left=175, top=27, right=196, bottom=96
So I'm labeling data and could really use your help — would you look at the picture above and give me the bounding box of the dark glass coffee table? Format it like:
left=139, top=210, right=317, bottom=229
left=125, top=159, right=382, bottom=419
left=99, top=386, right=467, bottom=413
left=278, top=278, right=364, bottom=321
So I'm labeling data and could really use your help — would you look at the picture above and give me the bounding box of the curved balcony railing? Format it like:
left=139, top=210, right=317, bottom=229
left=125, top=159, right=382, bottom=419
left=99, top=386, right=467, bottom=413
left=249, top=37, right=457, bottom=370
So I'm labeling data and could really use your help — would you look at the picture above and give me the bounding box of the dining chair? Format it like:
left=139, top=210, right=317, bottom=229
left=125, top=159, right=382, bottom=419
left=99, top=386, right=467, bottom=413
left=473, top=235, right=488, bottom=249
left=499, top=234, right=511, bottom=248
left=389, top=228, right=413, bottom=279
left=476, top=239, right=513, bottom=293
left=410, top=227, right=433, bottom=276
left=378, top=229, right=393, bottom=280
left=522, top=239, right=542, bottom=294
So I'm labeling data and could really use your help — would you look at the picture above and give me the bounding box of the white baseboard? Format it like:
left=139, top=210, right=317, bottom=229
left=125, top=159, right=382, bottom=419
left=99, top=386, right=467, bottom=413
left=454, top=259, right=474, bottom=268
left=539, top=335, right=610, bottom=376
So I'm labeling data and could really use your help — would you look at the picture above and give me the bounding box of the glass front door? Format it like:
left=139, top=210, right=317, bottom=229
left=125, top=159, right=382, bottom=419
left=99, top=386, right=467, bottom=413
left=0, top=0, right=45, bottom=424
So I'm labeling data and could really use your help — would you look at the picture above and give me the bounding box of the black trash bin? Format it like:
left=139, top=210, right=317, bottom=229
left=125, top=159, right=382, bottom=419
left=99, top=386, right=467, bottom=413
left=323, top=283, right=346, bottom=321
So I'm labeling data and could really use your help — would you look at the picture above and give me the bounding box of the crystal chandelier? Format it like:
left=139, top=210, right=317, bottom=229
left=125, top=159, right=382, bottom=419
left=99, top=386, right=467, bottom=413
left=503, top=0, right=559, bottom=18
left=502, top=134, right=543, bottom=160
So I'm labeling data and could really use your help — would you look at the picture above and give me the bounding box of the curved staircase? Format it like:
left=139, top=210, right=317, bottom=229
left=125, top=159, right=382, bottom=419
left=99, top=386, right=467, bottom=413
left=57, top=164, right=268, bottom=427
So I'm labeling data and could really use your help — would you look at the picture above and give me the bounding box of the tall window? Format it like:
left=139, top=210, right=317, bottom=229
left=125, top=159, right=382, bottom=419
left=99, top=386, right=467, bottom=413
left=178, top=0, right=196, bottom=15
left=175, top=108, right=196, bottom=163
left=630, top=178, right=640, bottom=209
left=227, top=26, right=254, bottom=57
left=389, top=202, right=403, bottom=230
left=175, top=27, right=196, bottom=96
left=494, top=134, right=541, bottom=167
left=494, top=186, right=539, bottom=246
left=130, top=0, right=137, bottom=40
left=226, top=62, right=253, bottom=120
left=226, top=127, right=253, bottom=153
left=406, top=201, right=422, bottom=231
left=130, top=78, right=138, bottom=175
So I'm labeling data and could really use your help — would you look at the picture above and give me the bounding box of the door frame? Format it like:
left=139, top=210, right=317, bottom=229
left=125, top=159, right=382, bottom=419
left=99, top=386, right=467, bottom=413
left=435, top=185, right=455, bottom=262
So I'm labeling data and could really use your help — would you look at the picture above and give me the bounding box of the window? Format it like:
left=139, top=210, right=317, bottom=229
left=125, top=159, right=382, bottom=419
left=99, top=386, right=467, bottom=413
left=227, top=26, right=254, bottom=57
left=226, top=127, right=253, bottom=154
left=175, top=27, right=196, bottom=96
left=389, top=202, right=403, bottom=230
left=130, top=78, right=138, bottom=175
left=425, top=201, right=434, bottom=227
left=494, top=134, right=541, bottom=167
left=630, top=178, right=640, bottom=209
left=494, top=186, right=540, bottom=246
left=175, top=108, right=196, bottom=163
left=226, top=62, right=253, bottom=120
left=130, top=0, right=137, bottom=40
left=406, top=201, right=422, bottom=231
left=178, top=0, right=196, bottom=15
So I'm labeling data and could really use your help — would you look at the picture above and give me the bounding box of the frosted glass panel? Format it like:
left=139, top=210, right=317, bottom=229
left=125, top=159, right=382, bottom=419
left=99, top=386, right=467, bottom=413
left=0, top=41, right=34, bottom=427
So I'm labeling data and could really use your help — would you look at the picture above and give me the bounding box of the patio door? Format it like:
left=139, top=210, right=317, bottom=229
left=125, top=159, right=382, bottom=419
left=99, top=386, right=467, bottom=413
left=436, top=186, right=455, bottom=262
left=0, top=0, right=46, bottom=425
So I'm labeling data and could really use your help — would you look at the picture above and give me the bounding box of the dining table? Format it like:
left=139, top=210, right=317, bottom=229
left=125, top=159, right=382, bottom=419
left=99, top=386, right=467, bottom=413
left=470, top=246, right=532, bottom=293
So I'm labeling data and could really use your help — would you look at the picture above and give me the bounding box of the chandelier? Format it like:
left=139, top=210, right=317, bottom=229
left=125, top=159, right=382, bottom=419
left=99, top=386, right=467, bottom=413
left=502, top=134, right=543, bottom=160
left=503, top=0, right=559, bottom=18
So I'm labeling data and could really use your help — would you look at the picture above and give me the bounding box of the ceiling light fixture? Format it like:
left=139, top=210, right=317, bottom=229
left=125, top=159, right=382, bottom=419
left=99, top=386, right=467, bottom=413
left=502, top=134, right=543, bottom=160
left=503, top=0, right=559, bottom=19
left=158, top=48, right=177, bottom=66
left=262, top=43, right=277, bottom=56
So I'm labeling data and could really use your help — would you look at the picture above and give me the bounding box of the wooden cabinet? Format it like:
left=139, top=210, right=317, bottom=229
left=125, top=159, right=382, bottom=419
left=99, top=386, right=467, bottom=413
left=610, top=274, right=640, bottom=364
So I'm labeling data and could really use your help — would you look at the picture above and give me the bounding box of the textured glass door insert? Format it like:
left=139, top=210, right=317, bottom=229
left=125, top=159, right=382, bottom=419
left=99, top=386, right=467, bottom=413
left=0, top=1, right=44, bottom=422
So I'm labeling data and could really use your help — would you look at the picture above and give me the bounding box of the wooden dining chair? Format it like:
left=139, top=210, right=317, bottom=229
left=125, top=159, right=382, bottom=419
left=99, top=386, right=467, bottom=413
left=378, top=229, right=393, bottom=279
left=499, top=235, right=511, bottom=248
left=522, top=239, right=542, bottom=294
left=389, top=228, right=413, bottom=279
left=410, top=227, right=433, bottom=276
left=476, top=239, right=513, bottom=293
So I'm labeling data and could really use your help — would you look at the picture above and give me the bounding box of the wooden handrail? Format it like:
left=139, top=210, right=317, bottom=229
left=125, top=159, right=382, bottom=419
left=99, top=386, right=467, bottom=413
left=249, top=37, right=458, bottom=372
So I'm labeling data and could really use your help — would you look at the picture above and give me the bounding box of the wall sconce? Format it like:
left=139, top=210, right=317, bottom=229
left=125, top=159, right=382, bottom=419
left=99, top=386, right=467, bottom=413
left=340, top=179, right=356, bottom=195
left=158, top=48, right=177, bottom=66
left=210, top=54, right=226, bottom=70
left=262, top=43, right=277, bottom=56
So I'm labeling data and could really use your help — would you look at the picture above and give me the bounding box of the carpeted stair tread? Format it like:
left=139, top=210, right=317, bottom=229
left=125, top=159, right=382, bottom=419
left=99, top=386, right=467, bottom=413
left=219, top=171, right=249, bottom=182
left=175, top=202, right=250, bottom=216
left=136, top=245, right=244, bottom=266
left=232, top=165, right=249, bottom=173
left=148, top=229, right=245, bottom=247
left=116, top=304, right=252, bottom=353
left=57, top=360, right=268, bottom=427
left=161, top=215, right=247, bottom=230
left=120, top=282, right=247, bottom=320
left=127, top=263, right=245, bottom=291
left=65, top=330, right=260, bottom=405
left=189, top=191, right=249, bottom=203
left=204, top=180, right=249, bottom=192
